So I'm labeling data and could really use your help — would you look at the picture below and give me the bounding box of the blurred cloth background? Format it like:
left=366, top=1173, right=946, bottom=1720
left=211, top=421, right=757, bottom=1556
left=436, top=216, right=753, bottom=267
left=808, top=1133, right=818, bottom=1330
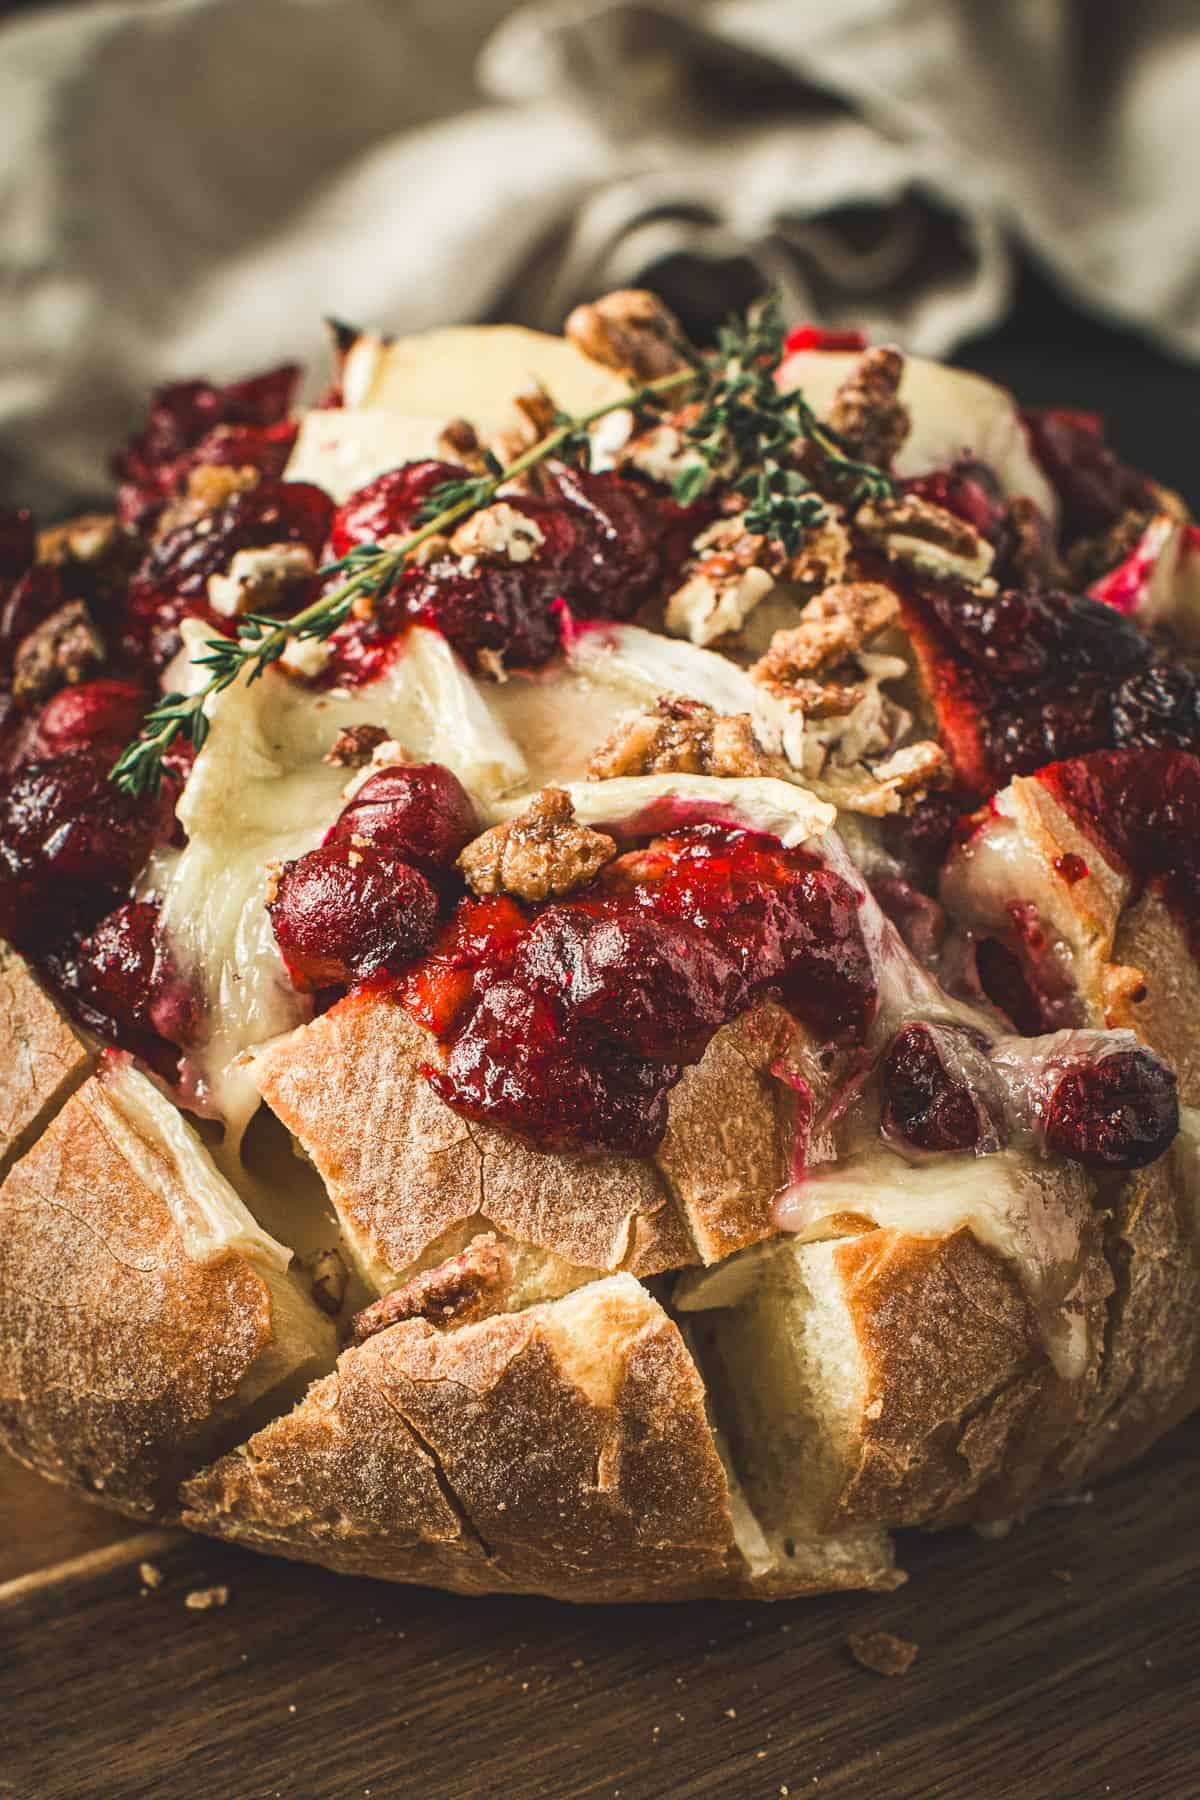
left=2, top=0, right=1198, bottom=513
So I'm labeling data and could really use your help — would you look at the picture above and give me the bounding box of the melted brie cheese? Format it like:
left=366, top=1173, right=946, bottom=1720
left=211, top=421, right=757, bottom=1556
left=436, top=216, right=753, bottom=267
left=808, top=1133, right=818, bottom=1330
left=147, top=621, right=529, bottom=1135
left=101, top=1060, right=292, bottom=1271
left=771, top=1147, right=1092, bottom=1380
left=285, top=409, right=447, bottom=502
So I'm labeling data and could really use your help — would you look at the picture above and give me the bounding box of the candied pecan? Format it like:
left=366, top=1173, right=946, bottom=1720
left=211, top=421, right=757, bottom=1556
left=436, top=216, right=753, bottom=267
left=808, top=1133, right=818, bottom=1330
left=302, top=1247, right=349, bottom=1317
left=751, top=582, right=900, bottom=686
left=827, top=346, right=910, bottom=469
left=449, top=502, right=546, bottom=565
left=324, top=723, right=391, bottom=768
left=12, top=600, right=104, bottom=705
left=587, top=697, right=776, bottom=780
left=349, top=1234, right=515, bottom=1344
left=437, top=417, right=489, bottom=472
left=855, top=493, right=994, bottom=583
left=459, top=787, right=616, bottom=902
left=206, top=542, right=316, bottom=617
left=565, top=288, right=690, bottom=381
left=665, top=514, right=780, bottom=646
left=1065, top=506, right=1154, bottom=587
left=785, top=508, right=852, bottom=597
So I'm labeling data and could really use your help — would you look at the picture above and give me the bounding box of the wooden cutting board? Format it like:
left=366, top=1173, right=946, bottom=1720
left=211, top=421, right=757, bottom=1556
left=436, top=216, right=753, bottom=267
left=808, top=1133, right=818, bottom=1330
left=3, top=1417, right=1198, bottom=1800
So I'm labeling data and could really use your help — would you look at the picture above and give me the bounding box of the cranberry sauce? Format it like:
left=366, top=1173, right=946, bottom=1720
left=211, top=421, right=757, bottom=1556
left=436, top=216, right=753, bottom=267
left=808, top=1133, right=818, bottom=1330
left=898, top=575, right=1200, bottom=797
left=120, top=479, right=334, bottom=670
left=1037, top=749, right=1200, bottom=950
left=113, top=364, right=300, bottom=530
left=405, top=825, right=877, bottom=1157
left=1022, top=408, right=1152, bottom=546
left=325, top=464, right=709, bottom=682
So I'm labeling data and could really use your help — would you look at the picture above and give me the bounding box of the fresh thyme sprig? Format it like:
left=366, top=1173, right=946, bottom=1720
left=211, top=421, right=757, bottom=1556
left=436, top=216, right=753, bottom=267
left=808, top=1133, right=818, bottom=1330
left=111, top=297, right=892, bottom=798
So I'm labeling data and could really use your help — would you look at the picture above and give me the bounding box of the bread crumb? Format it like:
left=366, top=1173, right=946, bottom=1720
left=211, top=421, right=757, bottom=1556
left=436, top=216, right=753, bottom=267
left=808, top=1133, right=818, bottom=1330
left=138, top=1561, right=163, bottom=1590
left=185, top=1585, right=230, bottom=1612
left=1051, top=1567, right=1074, bottom=1584
left=846, top=1629, right=919, bottom=1677
left=724, top=1708, right=737, bottom=1719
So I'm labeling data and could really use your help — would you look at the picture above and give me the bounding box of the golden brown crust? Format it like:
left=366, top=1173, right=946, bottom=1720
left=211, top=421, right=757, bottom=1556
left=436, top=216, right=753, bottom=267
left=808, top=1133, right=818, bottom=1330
left=0, top=945, right=91, bottom=1177
left=0, top=1077, right=279, bottom=1516
left=183, top=1274, right=900, bottom=1601
left=653, top=1002, right=800, bottom=1264
left=252, top=993, right=694, bottom=1287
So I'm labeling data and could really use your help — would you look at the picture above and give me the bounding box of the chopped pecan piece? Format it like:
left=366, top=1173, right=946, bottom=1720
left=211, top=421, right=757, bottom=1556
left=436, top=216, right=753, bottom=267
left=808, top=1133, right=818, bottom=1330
left=784, top=508, right=851, bottom=597
left=36, top=511, right=127, bottom=568
left=12, top=600, right=105, bottom=706
left=827, top=739, right=949, bottom=817
left=665, top=514, right=782, bottom=646
left=565, top=288, right=690, bottom=381
left=827, top=347, right=910, bottom=469
left=751, top=582, right=900, bottom=686
left=459, top=788, right=616, bottom=902
left=437, top=416, right=489, bottom=472
left=155, top=463, right=260, bottom=537
left=855, top=494, right=994, bottom=583
left=324, top=723, right=391, bottom=768
left=587, top=697, right=776, bottom=780
left=349, top=1234, right=515, bottom=1344
left=206, top=543, right=315, bottom=617
left=449, top=502, right=546, bottom=565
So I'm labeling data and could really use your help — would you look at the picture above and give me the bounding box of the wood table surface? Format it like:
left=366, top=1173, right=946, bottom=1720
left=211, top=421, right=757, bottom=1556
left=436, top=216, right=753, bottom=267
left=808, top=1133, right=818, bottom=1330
left=3, top=1413, right=1199, bottom=1800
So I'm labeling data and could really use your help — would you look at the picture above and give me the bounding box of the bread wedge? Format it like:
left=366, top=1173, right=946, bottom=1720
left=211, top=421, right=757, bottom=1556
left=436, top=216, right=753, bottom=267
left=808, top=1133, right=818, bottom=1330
left=182, top=1270, right=900, bottom=1600
left=0, top=1056, right=335, bottom=1516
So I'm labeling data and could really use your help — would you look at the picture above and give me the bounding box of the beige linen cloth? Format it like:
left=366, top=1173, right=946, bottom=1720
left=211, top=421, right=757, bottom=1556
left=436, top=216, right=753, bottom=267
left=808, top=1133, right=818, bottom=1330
left=1, top=0, right=1197, bottom=512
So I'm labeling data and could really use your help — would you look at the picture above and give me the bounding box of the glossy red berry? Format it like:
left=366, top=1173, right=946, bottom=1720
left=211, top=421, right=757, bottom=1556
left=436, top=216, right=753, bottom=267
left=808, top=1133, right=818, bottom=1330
left=329, top=762, right=477, bottom=873
left=1044, top=1048, right=1178, bottom=1169
left=329, top=462, right=468, bottom=559
left=879, top=1022, right=999, bottom=1153
left=269, top=842, right=439, bottom=988
left=35, top=679, right=148, bottom=758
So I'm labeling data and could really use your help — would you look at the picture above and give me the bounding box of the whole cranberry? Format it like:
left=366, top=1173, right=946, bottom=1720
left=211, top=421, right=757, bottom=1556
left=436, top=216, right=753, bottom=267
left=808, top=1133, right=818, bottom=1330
left=1111, top=662, right=1200, bottom=752
left=879, top=1022, right=1000, bottom=1153
left=329, top=462, right=468, bottom=559
left=426, top=979, right=674, bottom=1156
left=1022, top=408, right=1148, bottom=541
left=51, top=900, right=194, bottom=1074
left=399, top=557, right=564, bottom=671
left=329, top=763, right=477, bottom=874
left=269, top=841, right=438, bottom=988
left=1044, top=1049, right=1178, bottom=1169
left=0, top=564, right=67, bottom=671
left=35, top=679, right=148, bottom=758
left=0, top=748, right=173, bottom=946
left=517, top=907, right=744, bottom=1063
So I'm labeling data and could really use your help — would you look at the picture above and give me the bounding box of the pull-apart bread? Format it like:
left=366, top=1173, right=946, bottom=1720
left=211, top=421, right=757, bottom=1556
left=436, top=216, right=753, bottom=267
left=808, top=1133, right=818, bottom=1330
left=3, top=295, right=1199, bottom=1600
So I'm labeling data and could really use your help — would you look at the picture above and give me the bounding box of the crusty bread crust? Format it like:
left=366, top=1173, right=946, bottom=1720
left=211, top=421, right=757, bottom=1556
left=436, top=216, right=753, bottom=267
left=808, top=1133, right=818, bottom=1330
left=0, top=1065, right=331, bottom=1517
left=0, top=944, right=90, bottom=1176
left=182, top=1273, right=900, bottom=1601
left=252, top=994, right=693, bottom=1291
